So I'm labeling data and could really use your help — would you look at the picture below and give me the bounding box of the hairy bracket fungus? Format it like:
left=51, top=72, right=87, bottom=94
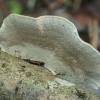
left=0, top=14, right=100, bottom=92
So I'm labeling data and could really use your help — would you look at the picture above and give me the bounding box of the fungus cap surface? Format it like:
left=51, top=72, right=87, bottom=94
left=0, top=14, right=100, bottom=92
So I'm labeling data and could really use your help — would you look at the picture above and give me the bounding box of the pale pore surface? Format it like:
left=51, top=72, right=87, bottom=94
left=0, top=14, right=100, bottom=92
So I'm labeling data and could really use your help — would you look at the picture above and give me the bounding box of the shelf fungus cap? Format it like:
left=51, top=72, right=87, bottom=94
left=0, top=14, right=100, bottom=92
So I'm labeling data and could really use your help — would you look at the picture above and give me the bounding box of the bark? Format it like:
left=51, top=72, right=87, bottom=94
left=0, top=50, right=100, bottom=100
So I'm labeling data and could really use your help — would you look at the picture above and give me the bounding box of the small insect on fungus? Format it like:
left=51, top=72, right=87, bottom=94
left=23, top=59, right=45, bottom=67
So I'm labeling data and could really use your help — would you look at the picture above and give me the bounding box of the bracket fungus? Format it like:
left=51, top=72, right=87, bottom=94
left=0, top=14, right=100, bottom=92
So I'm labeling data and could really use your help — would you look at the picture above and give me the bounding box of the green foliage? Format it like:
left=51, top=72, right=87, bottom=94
left=66, top=0, right=74, bottom=5
left=8, top=0, right=23, bottom=14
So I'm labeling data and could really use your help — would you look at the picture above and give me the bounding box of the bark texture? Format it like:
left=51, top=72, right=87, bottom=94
left=0, top=50, right=100, bottom=100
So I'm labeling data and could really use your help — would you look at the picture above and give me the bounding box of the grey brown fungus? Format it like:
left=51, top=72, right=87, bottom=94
left=0, top=14, right=100, bottom=92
